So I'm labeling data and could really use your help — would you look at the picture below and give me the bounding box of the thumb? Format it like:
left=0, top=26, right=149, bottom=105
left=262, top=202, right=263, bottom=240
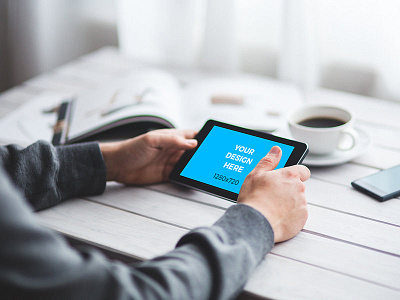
left=256, top=146, right=282, bottom=171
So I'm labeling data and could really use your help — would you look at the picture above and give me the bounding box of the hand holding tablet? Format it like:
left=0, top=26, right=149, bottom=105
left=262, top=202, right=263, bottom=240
left=170, top=120, right=309, bottom=201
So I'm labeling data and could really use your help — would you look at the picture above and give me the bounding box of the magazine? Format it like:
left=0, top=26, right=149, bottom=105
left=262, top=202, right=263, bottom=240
left=55, top=69, right=182, bottom=144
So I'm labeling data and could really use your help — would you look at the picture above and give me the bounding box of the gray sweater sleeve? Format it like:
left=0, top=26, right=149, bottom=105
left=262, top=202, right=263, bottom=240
left=0, top=141, right=106, bottom=210
left=0, top=141, right=274, bottom=300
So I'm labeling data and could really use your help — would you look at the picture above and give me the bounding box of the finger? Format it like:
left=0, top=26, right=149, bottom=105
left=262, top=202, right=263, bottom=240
left=155, top=129, right=198, bottom=139
left=149, top=132, right=197, bottom=150
left=284, top=165, right=311, bottom=182
left=178, top=129, right=198, bottom=139
left=166, top=149, right=185, bottom=167
left=163, top=150, right=185, bottom=178
left=295, top=165, right=311, bottom=182
left=254, top=146, right=282, bottom=172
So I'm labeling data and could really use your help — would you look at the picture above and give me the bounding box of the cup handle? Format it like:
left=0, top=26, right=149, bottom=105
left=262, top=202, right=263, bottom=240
left=337, top=127, right=359, bottom=151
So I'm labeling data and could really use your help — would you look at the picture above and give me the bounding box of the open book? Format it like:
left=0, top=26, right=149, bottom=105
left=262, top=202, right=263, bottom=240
left=0, top=68, right=303, bottom=145
left=53, top=69, right=182, bottom=144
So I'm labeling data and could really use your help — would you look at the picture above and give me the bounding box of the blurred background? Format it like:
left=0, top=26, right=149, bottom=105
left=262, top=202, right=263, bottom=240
left=1, top=0, right=400, bottom=101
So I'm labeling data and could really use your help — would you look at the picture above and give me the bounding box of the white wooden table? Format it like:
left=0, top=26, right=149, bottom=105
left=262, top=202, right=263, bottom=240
left=1, top=47, right=399, bottom=299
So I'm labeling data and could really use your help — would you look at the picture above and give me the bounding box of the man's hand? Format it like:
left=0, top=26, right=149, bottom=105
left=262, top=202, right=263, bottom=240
left=99, top=129, right=197, bottom=185
left=237, top=146, right=310, bottom=243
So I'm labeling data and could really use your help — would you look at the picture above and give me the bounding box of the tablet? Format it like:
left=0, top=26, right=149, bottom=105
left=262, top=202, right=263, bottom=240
left=169, top=120, right=309, bottom=202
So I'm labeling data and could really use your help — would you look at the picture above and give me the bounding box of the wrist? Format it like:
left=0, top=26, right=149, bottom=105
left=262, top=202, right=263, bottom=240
left=238, top=201, right=281, bottom=243
left=99, top=142, right=120, bottom=181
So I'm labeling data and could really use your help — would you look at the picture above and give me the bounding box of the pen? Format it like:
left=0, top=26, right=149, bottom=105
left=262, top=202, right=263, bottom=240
left=52, top=101, right=72, bottom=145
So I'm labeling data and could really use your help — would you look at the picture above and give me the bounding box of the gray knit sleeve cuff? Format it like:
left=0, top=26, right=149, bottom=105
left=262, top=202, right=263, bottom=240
left=55, top=142, right=106, bottom=201
left=214, top=204, right=275, bottom=259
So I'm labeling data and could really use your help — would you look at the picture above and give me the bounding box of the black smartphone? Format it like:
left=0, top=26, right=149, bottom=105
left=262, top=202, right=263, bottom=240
left=351, top=164, right=400, bottom=201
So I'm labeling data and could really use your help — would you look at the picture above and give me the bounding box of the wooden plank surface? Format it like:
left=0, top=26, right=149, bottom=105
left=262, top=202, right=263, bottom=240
left=0, top=106, right=11, bottom=118
left=84, top=183, right=400, bottom=291
left=306, top=178, right=400, bottom=225
left=37, top=199, right=186, bottom=260
left=0, top=85, right=41, bottom=106
left=2, top=47, right=400, bottom=299
left=85, top=183, right=226, bottom=229
left=137, top=178, right=400, bottom=229
left=55, top=60, right=129, bottom=86
left=24, top=72, right=90, bottom=94
left=37, top=198, right=400, bottom=299
left=271, top=232, right=400, bottom=291
left=358, top=121, right=400, bottom=150
left=246, top=255, right=400, bottom=300
left=147, top=183, right=234, bottom=209
left=309, top=163, right=378, bottom=186
left=305, top=205, right=400, bottom=254
left=352, top=145, right=400, bottom=169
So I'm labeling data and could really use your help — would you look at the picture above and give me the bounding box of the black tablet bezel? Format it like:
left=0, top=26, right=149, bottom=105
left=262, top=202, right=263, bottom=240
left=169, top=119, right=309, bottom=202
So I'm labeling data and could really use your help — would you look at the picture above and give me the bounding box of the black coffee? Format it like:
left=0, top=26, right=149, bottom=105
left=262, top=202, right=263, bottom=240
left=298, top=117, right=345, bottom=128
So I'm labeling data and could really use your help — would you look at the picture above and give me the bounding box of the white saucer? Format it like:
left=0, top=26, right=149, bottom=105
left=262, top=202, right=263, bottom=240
left=302, top=127, right=371, bottom=167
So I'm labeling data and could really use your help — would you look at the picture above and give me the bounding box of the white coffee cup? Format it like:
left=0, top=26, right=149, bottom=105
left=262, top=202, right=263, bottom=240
left=288, top=105, right=358, bottom=155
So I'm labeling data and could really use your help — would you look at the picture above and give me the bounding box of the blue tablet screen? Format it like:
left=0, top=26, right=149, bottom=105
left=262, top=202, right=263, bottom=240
left=180, top=126, right=294, bottom=194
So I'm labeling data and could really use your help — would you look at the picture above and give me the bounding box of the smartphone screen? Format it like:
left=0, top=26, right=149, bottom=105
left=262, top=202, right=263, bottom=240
left=351, top=164, right=400, bottom=201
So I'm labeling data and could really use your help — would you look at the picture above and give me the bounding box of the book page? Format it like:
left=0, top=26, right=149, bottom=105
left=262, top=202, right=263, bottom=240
left=68, top=69, right=182, bottom=140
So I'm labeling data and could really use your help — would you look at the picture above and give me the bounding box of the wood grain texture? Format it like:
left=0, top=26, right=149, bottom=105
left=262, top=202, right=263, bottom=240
left=305, top=205, right=400, bottom=255
left=146, top=183, right=234, bottom=209
left=145, top=178, right=400, bottom=230
left=309, top=163, right=379, bottom=186
left=271, top=232, right=400, bottom=291
left=0, top=85, right=40, bottom=106
left=24, top=73, right=90, bottom=94
left=87, top=183, right=400, bottom=291
left=37, top=198, right=400, bottom=299
left=245, top=255, right=400, bottom=300
left=55, top=60, right=128, bottom=85
left=85, top=183, right=226, bottom=229
left=306, top=178, right=400, bottom=225
left=358, top=121, right=400, bottom=150
left=37, top=198, right=186, bottom=260
left=352, top=144, right=400, bottom=169
left=0, top=106, right=11, bottom=118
